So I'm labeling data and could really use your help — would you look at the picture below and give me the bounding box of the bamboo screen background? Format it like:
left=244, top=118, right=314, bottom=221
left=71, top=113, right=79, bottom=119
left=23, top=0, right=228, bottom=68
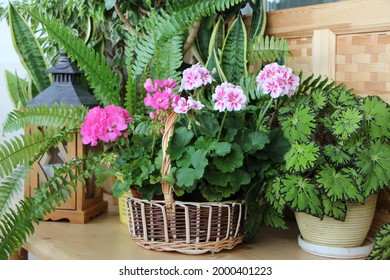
left=260, top=0, right=390, bottom=239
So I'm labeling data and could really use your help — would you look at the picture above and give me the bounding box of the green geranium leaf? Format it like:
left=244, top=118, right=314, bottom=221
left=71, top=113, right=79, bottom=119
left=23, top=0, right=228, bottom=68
left=332, top=107, right=362, bottom=141
left=284, top=142, right=320, bottom=173
left=191, top=149, right=208, bottom=171
left=176, top=167, right=201, bottom=188
left=203, top=171, right=230, bottom=186
left=241, top=131, right=270, bottom=154
left=213, top=144, right=244, bottom=173
left=356, top=141, right=390, bottom=196
left=131, top=158, right=155, bottom=186
left=361, top=96, right=390, bottom=139
left=280, top=106, right=316, bottom=143
left=224, top=128, right=238, bottom=142
left=196, top=112, right=220, bottom=137
left=229, top=169, right=251, bottom=188
left=168, top=127, right=194, bottom=160
left=265, top=129, right=291, bottom=163
left=322, top=195, right=347, bottom=221
left=214, top=142, right=232, bottom=156
left=194, top=137, right=217, bottom=152
left=281, top=174, right=324, bottom=218
left=317, top=165, right=363, bottom=202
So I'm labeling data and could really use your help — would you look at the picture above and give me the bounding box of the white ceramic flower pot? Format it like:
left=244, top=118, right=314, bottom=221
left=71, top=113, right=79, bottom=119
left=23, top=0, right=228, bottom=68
left=295, top=194, right=377, bottom=257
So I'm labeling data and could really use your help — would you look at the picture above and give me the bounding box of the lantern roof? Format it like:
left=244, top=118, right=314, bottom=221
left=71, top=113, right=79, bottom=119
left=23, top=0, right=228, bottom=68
left=26, top=51, right=98, bottom=108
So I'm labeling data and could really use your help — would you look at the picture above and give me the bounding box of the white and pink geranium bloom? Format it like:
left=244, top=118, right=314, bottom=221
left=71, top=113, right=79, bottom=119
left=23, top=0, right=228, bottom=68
left=174, top=96, right=204, bottom=114
left=256, top=62, right=299, bottom=98
left=179, top=63, right=214, bottom=92
left=80, top=105, right=133, bottom=146
left=212, top=82, right=247, bottom=112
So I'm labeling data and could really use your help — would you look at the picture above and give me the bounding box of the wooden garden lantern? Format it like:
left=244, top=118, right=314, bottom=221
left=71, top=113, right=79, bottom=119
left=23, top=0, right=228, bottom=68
left=24, top=51, right=108, bottom=223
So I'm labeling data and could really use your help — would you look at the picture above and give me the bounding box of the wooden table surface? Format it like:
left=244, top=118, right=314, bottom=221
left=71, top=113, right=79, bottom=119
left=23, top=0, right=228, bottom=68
left=24, top=203, right=329, bottom=260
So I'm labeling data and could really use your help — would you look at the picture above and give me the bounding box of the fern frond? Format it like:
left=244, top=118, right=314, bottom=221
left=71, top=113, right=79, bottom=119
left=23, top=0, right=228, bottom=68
left=0, top=165, right=30, bottom=218
left=0, top=128, right=76, bottom=178
left=297, top=72, right=337, bottom=95
left=150, top=35, right=184, bottom=81
left=2, top=104, right=87, bottom=134
left=27, top=10, right=120, bottom=106
left=248, top=35, right=290, bottom=65
left=131, top=0, right=246, bottom=77
left=0, top=158, right=93, bottom=260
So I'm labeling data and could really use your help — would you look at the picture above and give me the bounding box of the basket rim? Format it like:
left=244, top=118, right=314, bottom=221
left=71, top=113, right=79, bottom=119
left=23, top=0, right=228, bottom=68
left=127, top=196, right=245, bottom=206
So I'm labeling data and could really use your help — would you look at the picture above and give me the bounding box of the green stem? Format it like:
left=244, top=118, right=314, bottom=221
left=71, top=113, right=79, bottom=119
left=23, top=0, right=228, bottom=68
left=257, top=98, right=274, bottom=131
left=150, top=129, right=157, bottom=158
left=217, top=110, right=228, bottom=142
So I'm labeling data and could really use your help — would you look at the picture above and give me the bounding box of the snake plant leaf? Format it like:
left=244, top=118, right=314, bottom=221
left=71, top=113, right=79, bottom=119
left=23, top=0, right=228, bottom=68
left=280, top=106, right=316, bottom=143
left=281, top=174, right=324, bottom=218
left=221, top=15, right=247, bottom=84
left=368, top=222, right=390, bottom=260
left=321, top=195, right=347, bottom=221
left=4, top=70, right=30, bottom=108
left=356, top=141, right=390, bottom=196
left=360, top=96, right=390, bottom=139
left=317, top=165, right=364, bottom=203
left=332, top=107, right=363, bottom=141
left=8, top=3, right=50, bottom=95
left=195, top=16, right=215, bottom=63
left=248, top=0, right=266, bottom=39
left=284, top=142, right=320, bottom=173
left=207, top=18, right=225, bottom=58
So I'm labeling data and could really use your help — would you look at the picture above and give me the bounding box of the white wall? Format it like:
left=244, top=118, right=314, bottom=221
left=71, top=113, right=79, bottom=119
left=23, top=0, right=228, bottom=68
left=0, top=19, right=26, bottom=143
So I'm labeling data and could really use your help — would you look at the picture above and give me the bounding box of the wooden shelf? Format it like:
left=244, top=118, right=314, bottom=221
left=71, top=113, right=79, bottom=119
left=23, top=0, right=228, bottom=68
left=24, top=202, right=330, bottom=260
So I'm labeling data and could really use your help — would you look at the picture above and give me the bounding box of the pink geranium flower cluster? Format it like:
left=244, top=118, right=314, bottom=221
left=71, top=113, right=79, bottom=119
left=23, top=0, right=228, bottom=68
left=212, top=82, right=247, bottom=112
left=179, top=63, right=214, bottom=92
left=174, top=96, right=204, bottom=114
left=144, top=78, right=181, bottom=119
left=80, top=105, right=133, bottom=146
left=256, top=62, right=300, bottom=98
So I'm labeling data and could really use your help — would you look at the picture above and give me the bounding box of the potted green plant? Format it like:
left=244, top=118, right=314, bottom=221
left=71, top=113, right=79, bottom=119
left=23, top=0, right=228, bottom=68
left=262, top=70, right=390, bottom=257
left=1, top=0, right=292, bottom=258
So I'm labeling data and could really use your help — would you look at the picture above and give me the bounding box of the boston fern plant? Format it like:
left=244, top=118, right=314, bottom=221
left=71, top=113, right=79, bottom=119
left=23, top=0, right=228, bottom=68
left=0, top=0, right=260, bottom=259
left=263, top=74, right=390, bottom=229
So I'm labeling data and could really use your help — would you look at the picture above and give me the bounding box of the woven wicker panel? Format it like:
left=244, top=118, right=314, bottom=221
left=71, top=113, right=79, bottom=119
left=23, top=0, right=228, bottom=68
left=127, top=197, right=245, bottom=254
left=286, top=37, right=313, bottom=78
left=336, top=32, right=390, bottom=103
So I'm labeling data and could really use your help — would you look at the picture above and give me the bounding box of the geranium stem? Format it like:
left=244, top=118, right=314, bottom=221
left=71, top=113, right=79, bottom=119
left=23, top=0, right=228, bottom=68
left=217, top=110, right=228, bottom=142
left=150, top=130, right=157, bottom=158
left=257, top=98, right=274, bottom=131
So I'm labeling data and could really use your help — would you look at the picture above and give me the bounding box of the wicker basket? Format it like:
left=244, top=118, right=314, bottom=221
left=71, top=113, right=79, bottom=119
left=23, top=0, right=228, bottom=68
left=126, top=112, right=246, bottom=254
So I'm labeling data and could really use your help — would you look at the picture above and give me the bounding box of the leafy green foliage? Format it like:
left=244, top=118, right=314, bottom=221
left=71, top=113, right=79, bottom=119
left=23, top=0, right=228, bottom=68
left=247, top=35, right=290, bottom=66
left=356, top=141, right=390, bottom=196
left=28, top=10, right=121, bottom=106
left=280, top=106, right=316, bottom=143
left=317, top=165, right=364, bottom=203
left=265, top=80, right=390, bottom=225
left=221, top=15, right=247, bottom=84
left=284, top=142, right=320, bottom=173
left=2, top=104, right=87, bottom=134
left=4, top=70, right=31, bottom=109
left=8, top=3, right=50, bottom=94
left=368, top=222, right=390, bottom=260
left=0, top=158, right=92, bottom=260
left=280, top=174, right=324, bottom=218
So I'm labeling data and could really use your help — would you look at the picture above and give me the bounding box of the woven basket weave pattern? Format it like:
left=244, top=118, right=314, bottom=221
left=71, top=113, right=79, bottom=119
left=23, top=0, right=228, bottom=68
left=126, top=112, right=245, bottom=254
